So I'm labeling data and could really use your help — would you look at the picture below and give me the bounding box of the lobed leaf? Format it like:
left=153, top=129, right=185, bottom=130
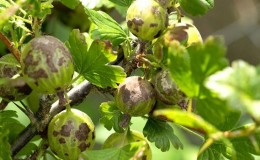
left=99, top=101, right=124, bottom=133
left=85, top=8, right=127, bottom=46
left=196, top=96, right=241, bottom=131
left=0, top=128, right=11, bottom=160
left=83, top=40, right=126, bottom=88
left=80, top=141, right=145, bottom=160
left=167, top=36, right=227, bottom=98
left=66, top=29, right=89, bottom=74
left=67, top=30, right=126, bottom=88
left=206, top=60, right=260, bottom=121
left=143, top=117, right=183, bottom=152
left=0, top=110, right=25, bottom=143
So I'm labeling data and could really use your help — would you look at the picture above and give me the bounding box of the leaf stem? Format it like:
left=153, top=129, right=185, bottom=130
left=0, top=32, right=21, bottom=61
left=177, top=125, right=205, bottom=140
left=13, top=15, right=32, bottom=24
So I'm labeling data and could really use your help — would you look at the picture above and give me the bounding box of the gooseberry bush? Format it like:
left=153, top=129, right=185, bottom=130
left=1, top=0, right=260, bottom=159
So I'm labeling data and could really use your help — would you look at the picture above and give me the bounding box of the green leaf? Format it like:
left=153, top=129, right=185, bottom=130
left=143, top=117, right=183, bottom=152
left=85, top=8, right=127, bottom=46
left=179, top=0, right=214, bottom=16
left=108, top=0, right=133, bottom=7
left=29, top=0, right=53, bottom=19
left=167, top=42, right=197, bottom=97
left=0, top=54, right=20, bottom=67
left=196, top=96, right=241, bottom=131
left=198, top=143, right=225, bottom=160
left=67, top=30, right=126, bottom=88
left=100, top=101, right=124, bottom=132
left=199, top=126, right=260, bottom=160
left=0, top=127, right=11, bottom=160
left=82, top=40, right=126, bottom=88
left=188, top=36, right=228, bottom=88
left=80, top=141, right=145, bottom=160
left=66, top=29, right=89, bottom=74
left=154, top=109, right=218, bottom=134
left=231, top=126, right=260, bottom=157
left=0, top=110, right=25, bottom=143
left=167, top=36, right=228, bottom=97
left=60, top=0, right=80, bottom=9
left=206, top=60, right=260, bottom=121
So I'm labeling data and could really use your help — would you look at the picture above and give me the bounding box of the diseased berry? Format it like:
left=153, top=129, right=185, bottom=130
left=115, top=76, right=156, bottom=116
left=0, top=54, right=31, bottom=101
left=126, top=0, right=168, bottom=41
left=153, top=70, right=184, bottom=105
left=48, top=108, right=95, bottom=160
left=103, top=130, right=152, bottom=160
left=163, top=22, right=202, bottom=47
left=21, top=35, right=74, bottom=94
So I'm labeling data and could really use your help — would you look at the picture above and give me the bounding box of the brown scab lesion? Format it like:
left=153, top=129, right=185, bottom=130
left=78, top=142, right=90, bottom=152
left=53, top=130, right=59, bottom=137
left=59, top=137, right=66, bottom=144
left=60, top=120, right=74, bottom=137
left=58, top=57, right=65, bottom=66
left=150, top=23, right=158, bottom=27
left=127, top=18, right=144, bottom=33
left=151, top=6, right=160, bottom=17
left=24, top=51, right=40, bottom=66
left=75, top=123, right=89, bottom=141
left=29, top=68, right=48, bottom=79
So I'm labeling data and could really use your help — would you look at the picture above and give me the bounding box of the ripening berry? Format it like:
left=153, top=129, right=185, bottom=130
left=126, top=0, right=168, bottom=41
left=21, top=35, right=74, bottom=94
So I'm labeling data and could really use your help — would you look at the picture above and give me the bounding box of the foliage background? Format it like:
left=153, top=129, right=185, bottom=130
left=194, top=0, right=260, bottom=65
left=1, top=0, right=260, bottom=159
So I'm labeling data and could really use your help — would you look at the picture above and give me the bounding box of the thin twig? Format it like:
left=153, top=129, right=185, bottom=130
left=0, top=32, right=21, bottom=61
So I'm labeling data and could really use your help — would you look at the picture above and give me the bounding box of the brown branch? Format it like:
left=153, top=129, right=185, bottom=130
left=11, top=53, right=124, bottom=157
left=0, top=32, right=21, bottom=61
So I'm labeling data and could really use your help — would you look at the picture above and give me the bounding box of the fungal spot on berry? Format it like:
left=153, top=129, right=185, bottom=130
left=151, top=6, right=160, bottom=17
left=29, top=69, right=48, bottom=79
left=60, top=122, right=74, bottom=137
left=59, top=138, right=66, bottom=144
left=75, top=123, right=89, bottom=141
left=120, top=85, right=131, bottom=104
left=133, top=18, right=144, bottom=26
left=157, top=0, right=168, bottom=6
left=127, top=20, right=133, bottom=27
left=24, top=53, right=39, bottom=66
left=46, top=51, right=58, bottom=72
left=58, top=57, right=65, bottom=66
left=53, top=131, right=59, bottom=137
left=150, top=23, right=158, bottom=27
left=78, top=142, right=90, bottom=152
left=128, top=18, right=144, bottom=32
